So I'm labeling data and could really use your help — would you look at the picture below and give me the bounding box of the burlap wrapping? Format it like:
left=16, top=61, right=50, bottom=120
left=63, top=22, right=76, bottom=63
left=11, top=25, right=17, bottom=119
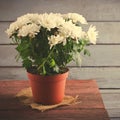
left=16, top=87, right=80, bottom=112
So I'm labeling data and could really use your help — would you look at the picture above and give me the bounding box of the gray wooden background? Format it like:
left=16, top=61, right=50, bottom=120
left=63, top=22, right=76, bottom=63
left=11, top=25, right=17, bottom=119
left=0, top=0, right=120, bottom=119
left=1, top=0, right=120, bottom=87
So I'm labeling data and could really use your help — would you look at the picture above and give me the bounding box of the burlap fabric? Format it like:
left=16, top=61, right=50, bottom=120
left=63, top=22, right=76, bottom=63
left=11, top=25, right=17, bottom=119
left=16, top=87, right=80, bottom=112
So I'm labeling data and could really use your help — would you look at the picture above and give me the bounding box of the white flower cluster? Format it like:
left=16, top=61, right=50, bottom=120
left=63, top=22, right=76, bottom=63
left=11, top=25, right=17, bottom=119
left=87, top=25, right=98, bottom=44
left=63, top=13, right=88, bottom=24
left=6, top=13, right=98, bottom=48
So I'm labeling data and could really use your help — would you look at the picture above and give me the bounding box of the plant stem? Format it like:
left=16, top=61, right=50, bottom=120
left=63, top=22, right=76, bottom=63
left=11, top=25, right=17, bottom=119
left=37, top=46, right=55, bottom=70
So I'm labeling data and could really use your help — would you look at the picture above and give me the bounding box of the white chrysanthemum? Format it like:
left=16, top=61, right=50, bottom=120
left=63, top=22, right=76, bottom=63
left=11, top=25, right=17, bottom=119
left=18, top=23, right=40, bottom=37
left=6, top=13, right=98, bottom=46
left=71, top=26, right=83, bottom=39
left=6, top=15, right=31, bottom=37
left=21, top=13, right=40, bottom=24
left=59, top=20, right=83, bottom=41
left=6, top=22, right=19, bottom=37
left=63, top=13, right=87, bottom=24
left=87, top=25, right=98, bottom=44
left=48, top=35, right=65, bottom=48
left=59, top=21, right=73, bottom=38
left=17, top=15, right=31, bottom=25
left=38, top=13, right=65, bottom=30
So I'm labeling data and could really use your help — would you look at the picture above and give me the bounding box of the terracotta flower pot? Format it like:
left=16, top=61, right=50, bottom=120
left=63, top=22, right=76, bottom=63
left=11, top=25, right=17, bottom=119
left=27, top=69, right=68, bottom=105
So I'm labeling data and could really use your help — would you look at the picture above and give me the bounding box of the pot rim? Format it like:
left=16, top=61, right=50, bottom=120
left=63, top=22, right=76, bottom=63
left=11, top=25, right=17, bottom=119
left=27, top=68, right=69, bottom=82
left=27, top=67, right=69, bottom=77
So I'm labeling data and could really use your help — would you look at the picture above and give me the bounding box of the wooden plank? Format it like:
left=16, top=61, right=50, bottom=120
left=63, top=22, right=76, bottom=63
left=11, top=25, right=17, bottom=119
left=80, top=45, right=120, bottom=67
left=0, top=46, right=21, bottom=66
left=69, top=67, right=120, bottom=84
left=101, top=92, right=120, bottom=118
left=0, top=88, right=119, bottom=118
left=100, top=90, right=120, bottom=118
left=0, top=22, right=11, bottom=44
left=69, top=67, right=120, bottom=88
left=100, top=90, right=120, bottom=94
left=0, top=45, right=120, bottom=66
left=0, top=0, right=120, bottom=21
left=107, top=109, right=120, bottom=118
left=0, top=110, right=110, bottom=120
left=1, top=22, right=120, bottom=44
left=0, top=80, right=110, bottom=120
left=100, top=91, right=120, bottom=109
left=102, top=93, right=120, bottom=109
left=0, top=81, right=120, bottom=109
left=0, top=80, right=119, bottom=119
left=1, top=67, right=120, bottom=88
left=0, top=67, right=27, bottom=80
left=111, top=118, right=120, bottom=120
left=94, top=22, right=120, bottom=44
left=0, top=81, right=120, bottom=120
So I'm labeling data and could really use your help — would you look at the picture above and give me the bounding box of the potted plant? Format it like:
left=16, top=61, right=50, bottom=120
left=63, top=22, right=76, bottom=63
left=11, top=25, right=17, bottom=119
left=6, top=13, right=98, bottom=105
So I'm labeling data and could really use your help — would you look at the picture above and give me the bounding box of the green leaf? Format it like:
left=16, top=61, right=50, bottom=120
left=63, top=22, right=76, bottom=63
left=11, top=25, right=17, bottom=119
left=42, top=65, right=46, bottom=75
left=73, top=51, right=81, bottom=66
left=23, top=59, right=32, bottom=69
left=53, top=65, right=59, bottom=72
left=84, top=49, right=91, bottom=56
left=15, top=53, right=20, bottom=62
left=48, top=59, right=56, bottom=68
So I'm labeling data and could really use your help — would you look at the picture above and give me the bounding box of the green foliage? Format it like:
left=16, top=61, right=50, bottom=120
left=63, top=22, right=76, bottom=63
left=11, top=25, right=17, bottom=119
left=12, top=30, right=90, bottom=75
left=11, top=28, right=90, bottom=76
left=6, top=13, right=98, bottom=75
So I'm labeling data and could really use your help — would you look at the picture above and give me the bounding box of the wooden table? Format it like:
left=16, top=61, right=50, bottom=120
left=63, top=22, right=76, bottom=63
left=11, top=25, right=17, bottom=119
left=0, top=80, right=110, bottom=120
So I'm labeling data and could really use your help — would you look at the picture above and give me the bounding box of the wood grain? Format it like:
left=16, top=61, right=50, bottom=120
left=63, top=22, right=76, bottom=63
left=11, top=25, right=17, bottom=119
left=0, top=45, right=120, bottom=66
left=0, top=22, right=10, bottom=44
left=0, top=110, right=110, bottom=120
left=0, top=1, right=119, bottom=120
left=0, top=80, right=120, bottom=119
left=110, top=118, right=120, bottom=120
left=0, top=67, right=120, bottom=88
left=101, top=92, right=120, bottom=109
left=0, top=80, right=110, bottom=120
left=0, top=0, right=120, bottom=21
left=107, top=109, right=120, bottom=118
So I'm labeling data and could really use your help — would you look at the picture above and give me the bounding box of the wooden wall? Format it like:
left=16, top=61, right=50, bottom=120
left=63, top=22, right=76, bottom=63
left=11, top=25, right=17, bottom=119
left=0, top=1, right=120, bottom=119
left=0, top=0, right=120, bottom=89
